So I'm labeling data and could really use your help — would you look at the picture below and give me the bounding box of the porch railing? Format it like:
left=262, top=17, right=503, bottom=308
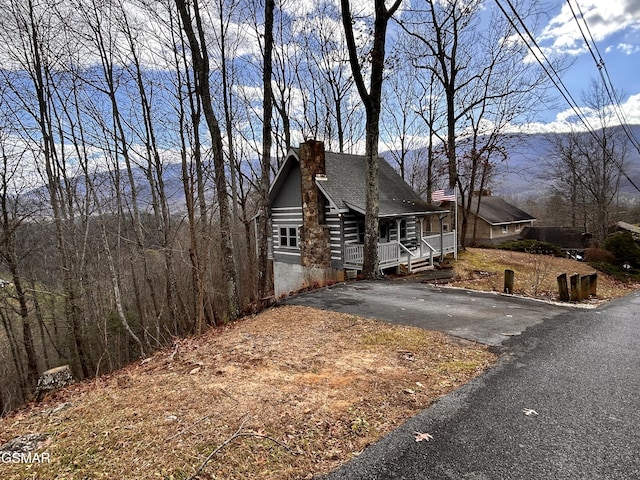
left=344, top=241, right=399, bottom=268
left=343, top=231, right=456, bottom=270
left=422, top=231, right=457, bottom=256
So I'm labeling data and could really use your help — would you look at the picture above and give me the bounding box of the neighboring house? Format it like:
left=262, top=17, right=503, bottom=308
left=441, top=193, right=536, bottom=246
left=611, top=221, right=640, bottom=236
left=267, top=140, right=454, bottom=297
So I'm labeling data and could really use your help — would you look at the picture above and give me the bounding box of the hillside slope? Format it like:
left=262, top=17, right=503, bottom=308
left=0, top=306, right=494, bottom=480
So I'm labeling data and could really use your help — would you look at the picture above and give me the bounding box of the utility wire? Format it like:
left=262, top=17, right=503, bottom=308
left=567, top=0, right=640, bottom=155
left=495, top=0, right=596, bottom=132
left=494, top=0, right=640, bottom=193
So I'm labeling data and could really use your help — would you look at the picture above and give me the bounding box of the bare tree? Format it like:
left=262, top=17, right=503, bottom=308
left=3, top=0, right=96, bottom=377
left=175, top=0, right=239, bottom=319
left=381, top=52, right=432, bottom=182
left=543, top=129, right=585, bottom=228
left=0, top=131, right=40, bottom=395
left=546, top=80, right=627, bottom=244
left=256, top=0, right=275, bottom=302
left=341, top=0, right=402, bottom=278
left=398, top=0, right=551, bottom=246
left=296, top=2, right=359, bottom=152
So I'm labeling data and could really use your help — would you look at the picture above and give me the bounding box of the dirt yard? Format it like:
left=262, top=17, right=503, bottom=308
left=2, top=248, right=635, bottom=479
left=448, top=248, right=638, bottom=303
left=0, top=306, right=495, bottom=480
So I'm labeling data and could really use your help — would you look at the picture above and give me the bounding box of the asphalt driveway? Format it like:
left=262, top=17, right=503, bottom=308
left=318, top=290, right=640, bottom=479
left=283, top=277, right=577, bottom=346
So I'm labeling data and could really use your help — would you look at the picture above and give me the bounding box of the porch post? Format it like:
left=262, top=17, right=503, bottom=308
left=438, top=213, right=447, bottom=263
left=395, top=218, right=402, bottom=268
left=418, top=216, right=423, bottom=258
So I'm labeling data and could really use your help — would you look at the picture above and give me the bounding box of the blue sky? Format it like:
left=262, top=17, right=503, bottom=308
left=528, top=0, right=640, bottom=130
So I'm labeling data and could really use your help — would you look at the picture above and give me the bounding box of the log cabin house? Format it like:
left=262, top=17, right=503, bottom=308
left=267, top=140, right=456, bottom=297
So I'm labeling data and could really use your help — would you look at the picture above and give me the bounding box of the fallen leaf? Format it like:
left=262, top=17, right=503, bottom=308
left=414, top=431, right=433, bottom=442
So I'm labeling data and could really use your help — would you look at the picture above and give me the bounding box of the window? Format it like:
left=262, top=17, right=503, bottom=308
left=357, top=219, right=365, bottom=243
left=501, top=225, right=509, bottom=234
left=279, top=226, right=298, bottom=248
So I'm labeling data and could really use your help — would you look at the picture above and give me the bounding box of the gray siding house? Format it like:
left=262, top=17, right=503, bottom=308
left=462, top=194, right=536, bottom=246
left=268, top=140, right=455, bottom=297
left=439, top=193, right=536, bottom=246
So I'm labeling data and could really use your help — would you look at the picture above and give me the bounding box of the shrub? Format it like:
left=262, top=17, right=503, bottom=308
left=603, top=232, right=640, bottom=267
left=498, top=239, right=563, bottom=257
left=584, top=248, right=616, bottom=265
left=589, top=261, right=640, bottom=283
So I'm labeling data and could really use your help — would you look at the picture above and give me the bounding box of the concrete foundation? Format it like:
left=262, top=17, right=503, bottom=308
left=273, top=261, right=344, bottom=298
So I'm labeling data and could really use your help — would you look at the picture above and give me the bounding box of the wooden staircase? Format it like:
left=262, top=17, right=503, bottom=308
left=399, top=257, right=435, bottom=275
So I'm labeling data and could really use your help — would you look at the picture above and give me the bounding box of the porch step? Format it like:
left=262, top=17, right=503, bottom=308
left=399, top=258, right=435, bottom=274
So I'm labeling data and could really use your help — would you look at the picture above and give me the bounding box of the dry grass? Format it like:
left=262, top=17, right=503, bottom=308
left=0, top=306, right=495, bottom=480
left=449, top=248, right=639, bottom=303
left=4, top=248, right=632, bottom=479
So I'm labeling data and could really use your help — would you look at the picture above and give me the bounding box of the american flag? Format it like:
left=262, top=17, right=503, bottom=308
left=431, top=188, right=456, bottom=203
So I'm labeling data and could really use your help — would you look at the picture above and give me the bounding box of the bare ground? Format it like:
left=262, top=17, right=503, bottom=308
left=0, top=306, right=494, bottom=480
left=448, top=248, right=639, bottom=303
left=2, top=249, right=635, bottom=479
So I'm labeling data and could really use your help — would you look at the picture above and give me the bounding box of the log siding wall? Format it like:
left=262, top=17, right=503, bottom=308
left=271, top=206, right=302, bottom=264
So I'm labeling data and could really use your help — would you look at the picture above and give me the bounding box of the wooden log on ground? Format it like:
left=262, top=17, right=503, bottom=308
left=35, top=365, right=74, bottom=401
left=504, top=269, right=515, bottom=294
left=557, top=273, right=570, bottom=301
left=570, top=273, right=581, bottom=301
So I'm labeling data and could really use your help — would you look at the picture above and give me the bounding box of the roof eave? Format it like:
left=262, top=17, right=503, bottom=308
left=268, top=148, right=299, bottom=200
left=315, top=179, right=341, bottom=212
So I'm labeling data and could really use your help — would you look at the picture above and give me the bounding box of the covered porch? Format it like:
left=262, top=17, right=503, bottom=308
left=343, top=229, right=457, bottom=273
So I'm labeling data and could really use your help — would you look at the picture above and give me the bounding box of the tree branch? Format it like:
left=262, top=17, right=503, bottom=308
left=188, top=416, right=293, bottom=479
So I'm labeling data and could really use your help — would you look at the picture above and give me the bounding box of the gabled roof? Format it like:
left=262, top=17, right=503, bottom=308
left=615, top=221, right=640, bottom=235
left=270, top=147, right=445, bottom=217
left=464, top=196, right=536, bottom=225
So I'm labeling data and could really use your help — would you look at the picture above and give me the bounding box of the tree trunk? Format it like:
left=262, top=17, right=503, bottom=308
left=175, top=0, right=239, bottom=319
left=340, top=0, right=401, bottom=278
left=258, top=0, right=275, bottom=301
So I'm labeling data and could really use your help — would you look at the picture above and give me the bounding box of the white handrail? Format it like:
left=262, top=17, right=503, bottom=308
left=399, top=242, right=417, bottom=257
left=421, top=237, right=437, bottom=252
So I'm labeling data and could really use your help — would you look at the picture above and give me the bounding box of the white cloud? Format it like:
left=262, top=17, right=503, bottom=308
left=512, top=91, right=640, bottom=134
left=539, top=0, right=640, bottom=56
left=617, top=42, right=640, bottom=54
left=620, top=93, right=640, bottom=124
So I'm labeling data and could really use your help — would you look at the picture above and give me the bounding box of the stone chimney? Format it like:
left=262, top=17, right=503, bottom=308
left=299, top=140, right=331, bottom=268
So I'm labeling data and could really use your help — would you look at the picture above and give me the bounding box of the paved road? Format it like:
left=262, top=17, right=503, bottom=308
left=313, top=289, right=640, bottom=480
left=283, top=278, right=576, bottom=346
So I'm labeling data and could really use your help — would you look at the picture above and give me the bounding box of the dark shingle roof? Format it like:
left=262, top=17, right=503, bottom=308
left=321, top=150, right=443, bottom=216
left=466, top=196, right=536, bottom=225
left=275, top=148, right=445, bottom=217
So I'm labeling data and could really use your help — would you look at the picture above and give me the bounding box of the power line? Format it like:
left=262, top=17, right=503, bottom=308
left=493, top=0, right=640, bottom=194
left=494, top=0, right=596, bottom=132
left=566, top=0, right=640, bottom=155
